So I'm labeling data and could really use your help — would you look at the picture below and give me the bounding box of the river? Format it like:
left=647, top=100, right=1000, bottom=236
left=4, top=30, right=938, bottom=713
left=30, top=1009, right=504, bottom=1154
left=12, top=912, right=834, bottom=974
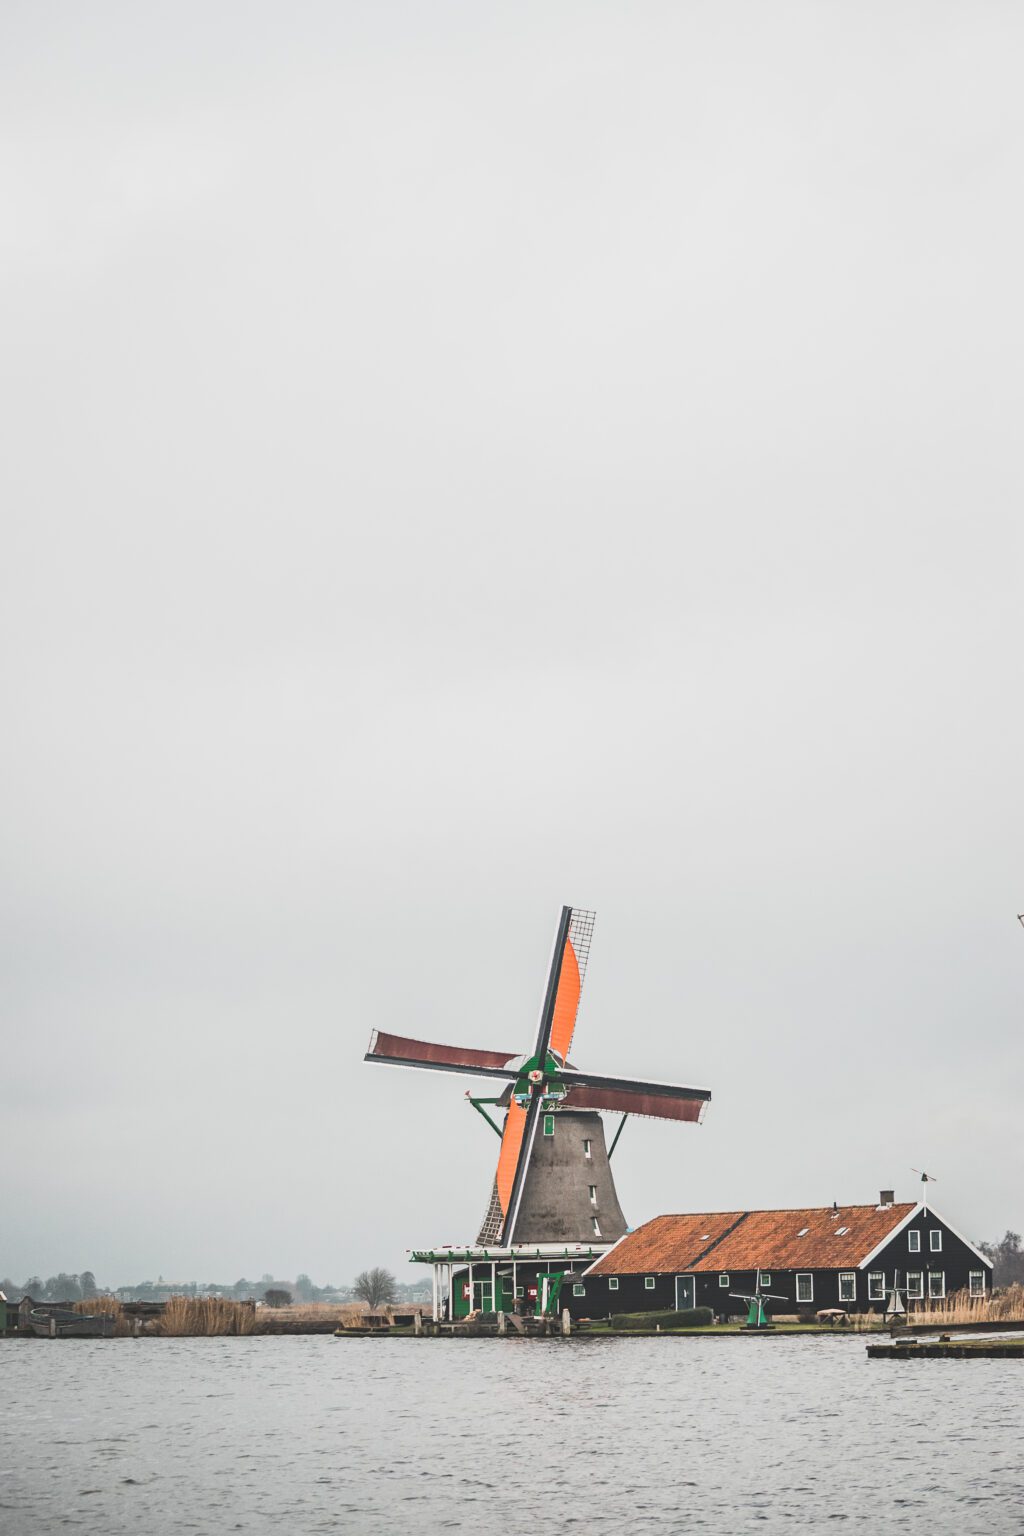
left=2, top=1334, right=1021, bottom=1533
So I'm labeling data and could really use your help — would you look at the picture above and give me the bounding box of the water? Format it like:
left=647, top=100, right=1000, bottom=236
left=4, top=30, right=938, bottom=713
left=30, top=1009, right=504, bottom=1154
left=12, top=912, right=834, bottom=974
left=3, top=1334, right=1021, bottom=1533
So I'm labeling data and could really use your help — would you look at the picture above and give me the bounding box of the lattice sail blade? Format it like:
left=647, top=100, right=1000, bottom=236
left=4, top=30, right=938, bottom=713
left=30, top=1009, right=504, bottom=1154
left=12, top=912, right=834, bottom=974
left=548, top=908, right=594, bottom=1063
left=364, top=1031, right=520, bottom=1080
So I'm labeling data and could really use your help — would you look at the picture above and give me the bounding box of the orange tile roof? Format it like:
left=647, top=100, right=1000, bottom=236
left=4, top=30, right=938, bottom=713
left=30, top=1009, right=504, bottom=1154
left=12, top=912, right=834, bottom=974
left=588, top=1204, right=917, bottom=1275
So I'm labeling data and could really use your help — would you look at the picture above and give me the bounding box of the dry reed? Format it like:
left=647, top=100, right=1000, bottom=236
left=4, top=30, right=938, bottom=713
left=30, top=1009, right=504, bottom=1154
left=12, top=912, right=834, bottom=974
left=904, top=1284, right=1024, bottom=1327
left=155, top=1296, right=259, bottom=1336
left=72, top=1295, right=134, bottom=1337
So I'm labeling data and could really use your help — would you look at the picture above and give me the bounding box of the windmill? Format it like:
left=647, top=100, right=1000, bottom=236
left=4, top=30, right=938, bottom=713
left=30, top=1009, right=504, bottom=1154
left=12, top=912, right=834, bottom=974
left=883, top=1269, right=907, bottom=1323
left=729, top=1273, right=787, bottom=1329
left=365, top=905, right=711, bottom=1247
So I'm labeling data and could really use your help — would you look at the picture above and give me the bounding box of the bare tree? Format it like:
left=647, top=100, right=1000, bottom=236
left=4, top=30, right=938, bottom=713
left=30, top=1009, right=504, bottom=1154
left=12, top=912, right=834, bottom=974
left=263, top=1288, right=292, bottom=1309
left=353, top=1267, right=396, bottom=1308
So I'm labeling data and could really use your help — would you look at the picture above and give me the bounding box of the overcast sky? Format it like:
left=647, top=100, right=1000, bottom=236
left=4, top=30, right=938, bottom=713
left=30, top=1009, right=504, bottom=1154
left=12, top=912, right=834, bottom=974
left=2, top=2, right=1022, bottom=1289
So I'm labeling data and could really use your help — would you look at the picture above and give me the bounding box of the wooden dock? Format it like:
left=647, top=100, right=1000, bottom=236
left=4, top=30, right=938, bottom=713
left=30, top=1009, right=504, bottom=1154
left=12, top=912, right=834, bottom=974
left=868, top=1337, right=1024, bottom=1359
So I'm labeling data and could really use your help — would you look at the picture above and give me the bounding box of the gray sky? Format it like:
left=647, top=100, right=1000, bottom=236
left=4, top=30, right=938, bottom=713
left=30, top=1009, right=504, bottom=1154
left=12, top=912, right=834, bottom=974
left=2, top=1, right=1022, bottom=1288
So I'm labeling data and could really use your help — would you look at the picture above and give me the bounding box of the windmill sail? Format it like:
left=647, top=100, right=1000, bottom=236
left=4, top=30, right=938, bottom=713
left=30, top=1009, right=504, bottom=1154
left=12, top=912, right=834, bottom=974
left=560, top=1068, right=710, bottom=1123
left=364, top=1031, right=520, bottom=1079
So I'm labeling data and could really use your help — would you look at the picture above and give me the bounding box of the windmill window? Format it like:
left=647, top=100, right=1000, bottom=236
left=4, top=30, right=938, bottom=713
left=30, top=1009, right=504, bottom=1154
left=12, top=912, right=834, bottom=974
left=583, top=1139, right=592, bottom=1159
left=608, top=1277, right=619, bottom=1291
left=838, top=1272, right=856, bottom=1302
left=867, top=1272, right=885, bottom=1302
left=592, top=1217, right=602, bottom=1237
left=908, top=1230, right=921, bottom=1253
left=929, top=1230, right=942, bottom=1252
left=969, top=1271, right=986, bottom=1297
left=928, top=1271, right=945, bottom=1299
left=645, top=1277, right=656, bottom=1291
left=796, top=1274, right=813, bottom=1303
left=589, top=1185, right=598, bottom=1205
left=543, top=1114, right=554, bottom=1137
left=573, top=1284, right=585, bottom=1297
left=718, top=1274, right=730, bottom=1288
left=906, top=1272, right=924, bottom=1300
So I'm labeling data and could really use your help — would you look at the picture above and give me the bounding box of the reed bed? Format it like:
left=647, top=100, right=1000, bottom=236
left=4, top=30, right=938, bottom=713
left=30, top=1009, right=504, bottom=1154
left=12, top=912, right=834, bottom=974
left=904, top=1284, right=1024, bottom=1327
left=156, top=1296, right=258, bottom=1336
left=72, top=1296, right=134, bottom=1337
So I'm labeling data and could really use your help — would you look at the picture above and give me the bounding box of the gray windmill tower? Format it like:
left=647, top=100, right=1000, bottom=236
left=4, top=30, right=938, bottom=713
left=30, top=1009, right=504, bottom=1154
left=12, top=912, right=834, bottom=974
left=365, top=906, right=711, bottom=1247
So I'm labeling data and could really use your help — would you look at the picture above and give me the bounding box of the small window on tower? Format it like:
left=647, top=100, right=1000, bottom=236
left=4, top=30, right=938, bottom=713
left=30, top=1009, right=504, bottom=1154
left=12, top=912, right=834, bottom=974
left=583, top=1139, right=592, bottom=1159
left=592, top=1216, right=602, bottom=1237
left=543, top=1114, right=554, bottom=1137
left=589, top=1185, right=598, bottom=1205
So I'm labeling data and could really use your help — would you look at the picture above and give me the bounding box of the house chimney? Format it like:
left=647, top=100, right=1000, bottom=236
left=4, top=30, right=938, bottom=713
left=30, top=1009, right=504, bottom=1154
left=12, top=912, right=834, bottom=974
left=880, top=1188, right=895, bottom=1207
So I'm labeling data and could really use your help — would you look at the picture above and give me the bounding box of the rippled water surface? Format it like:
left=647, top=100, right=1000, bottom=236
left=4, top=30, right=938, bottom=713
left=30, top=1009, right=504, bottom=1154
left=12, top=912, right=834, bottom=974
left=3, top=1334, right=1021, bottom=1533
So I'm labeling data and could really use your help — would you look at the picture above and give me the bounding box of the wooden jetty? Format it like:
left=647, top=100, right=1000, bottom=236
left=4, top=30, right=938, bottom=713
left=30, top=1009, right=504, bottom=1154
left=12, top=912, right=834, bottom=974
left=868, top=1335, right=1024, bottom=1360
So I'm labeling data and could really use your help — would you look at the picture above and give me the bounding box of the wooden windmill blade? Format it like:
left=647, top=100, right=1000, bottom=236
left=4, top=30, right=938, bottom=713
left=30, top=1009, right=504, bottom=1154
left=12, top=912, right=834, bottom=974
left=364, top=1030, right=521, bottom=1082
left=502, top=906, right=583, bottom=1244
left=559, top=1068, right=711, bottom=1123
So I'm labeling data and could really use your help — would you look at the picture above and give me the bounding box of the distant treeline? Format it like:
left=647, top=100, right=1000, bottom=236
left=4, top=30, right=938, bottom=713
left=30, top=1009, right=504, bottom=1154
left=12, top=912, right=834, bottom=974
left=979, top=1232, right=1024, bottom=1289
left=0, top=1269, right=431, bottom=1305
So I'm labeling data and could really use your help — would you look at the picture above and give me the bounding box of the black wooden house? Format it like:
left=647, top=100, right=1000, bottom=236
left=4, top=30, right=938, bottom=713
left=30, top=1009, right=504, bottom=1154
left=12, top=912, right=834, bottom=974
left=574, top=1192, right=993, bottom=1318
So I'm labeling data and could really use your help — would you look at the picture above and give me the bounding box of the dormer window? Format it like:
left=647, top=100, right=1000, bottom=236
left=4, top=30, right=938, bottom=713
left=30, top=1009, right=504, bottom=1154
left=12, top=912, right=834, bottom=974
left=797, top=1228, right=809, bottom=1237
left=836, top=1226, right=849, bottom=1235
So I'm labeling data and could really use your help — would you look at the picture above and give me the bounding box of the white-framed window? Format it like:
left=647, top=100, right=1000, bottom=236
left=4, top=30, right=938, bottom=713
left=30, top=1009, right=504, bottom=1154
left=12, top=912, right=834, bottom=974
left=867, top=1272, right=885, bottom=1302
left=929, top=1230, right=942, bottom=1253
left=719, top=1274, right=730, bottom=1288
left=583, top=1139, right=592, bottom=1159
left=835, top=1226, right=849, bottom=1236
left=592, top=1217, right=602, bottom=1237
left=969, top=1271, right=986, bottom=1297
left=928, top=1271, right=945, bottom=1299
left=543, top=1114, right=554, bottom=1136
left=573, top=1283, right=585, bottom=1297
left=758, top=1273, right=771, bottom=1288
left=645, top=1276, right=656, bottom=1290
left=839, top=1272, right=856, bottom=1303
left=796, top=1274, right=813, bottom=1303
left=906, top=1272, right=924, bottom=1300
left=908, top=1229, right=921, bottom=1253
left=515, top=1286, right=525, bottom=1298
left=797, top=1227, right=809, bottom=1237
left=589, top=1185, right=598, bottom=1205
left=608, top=1277, right=619, bottom=1291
